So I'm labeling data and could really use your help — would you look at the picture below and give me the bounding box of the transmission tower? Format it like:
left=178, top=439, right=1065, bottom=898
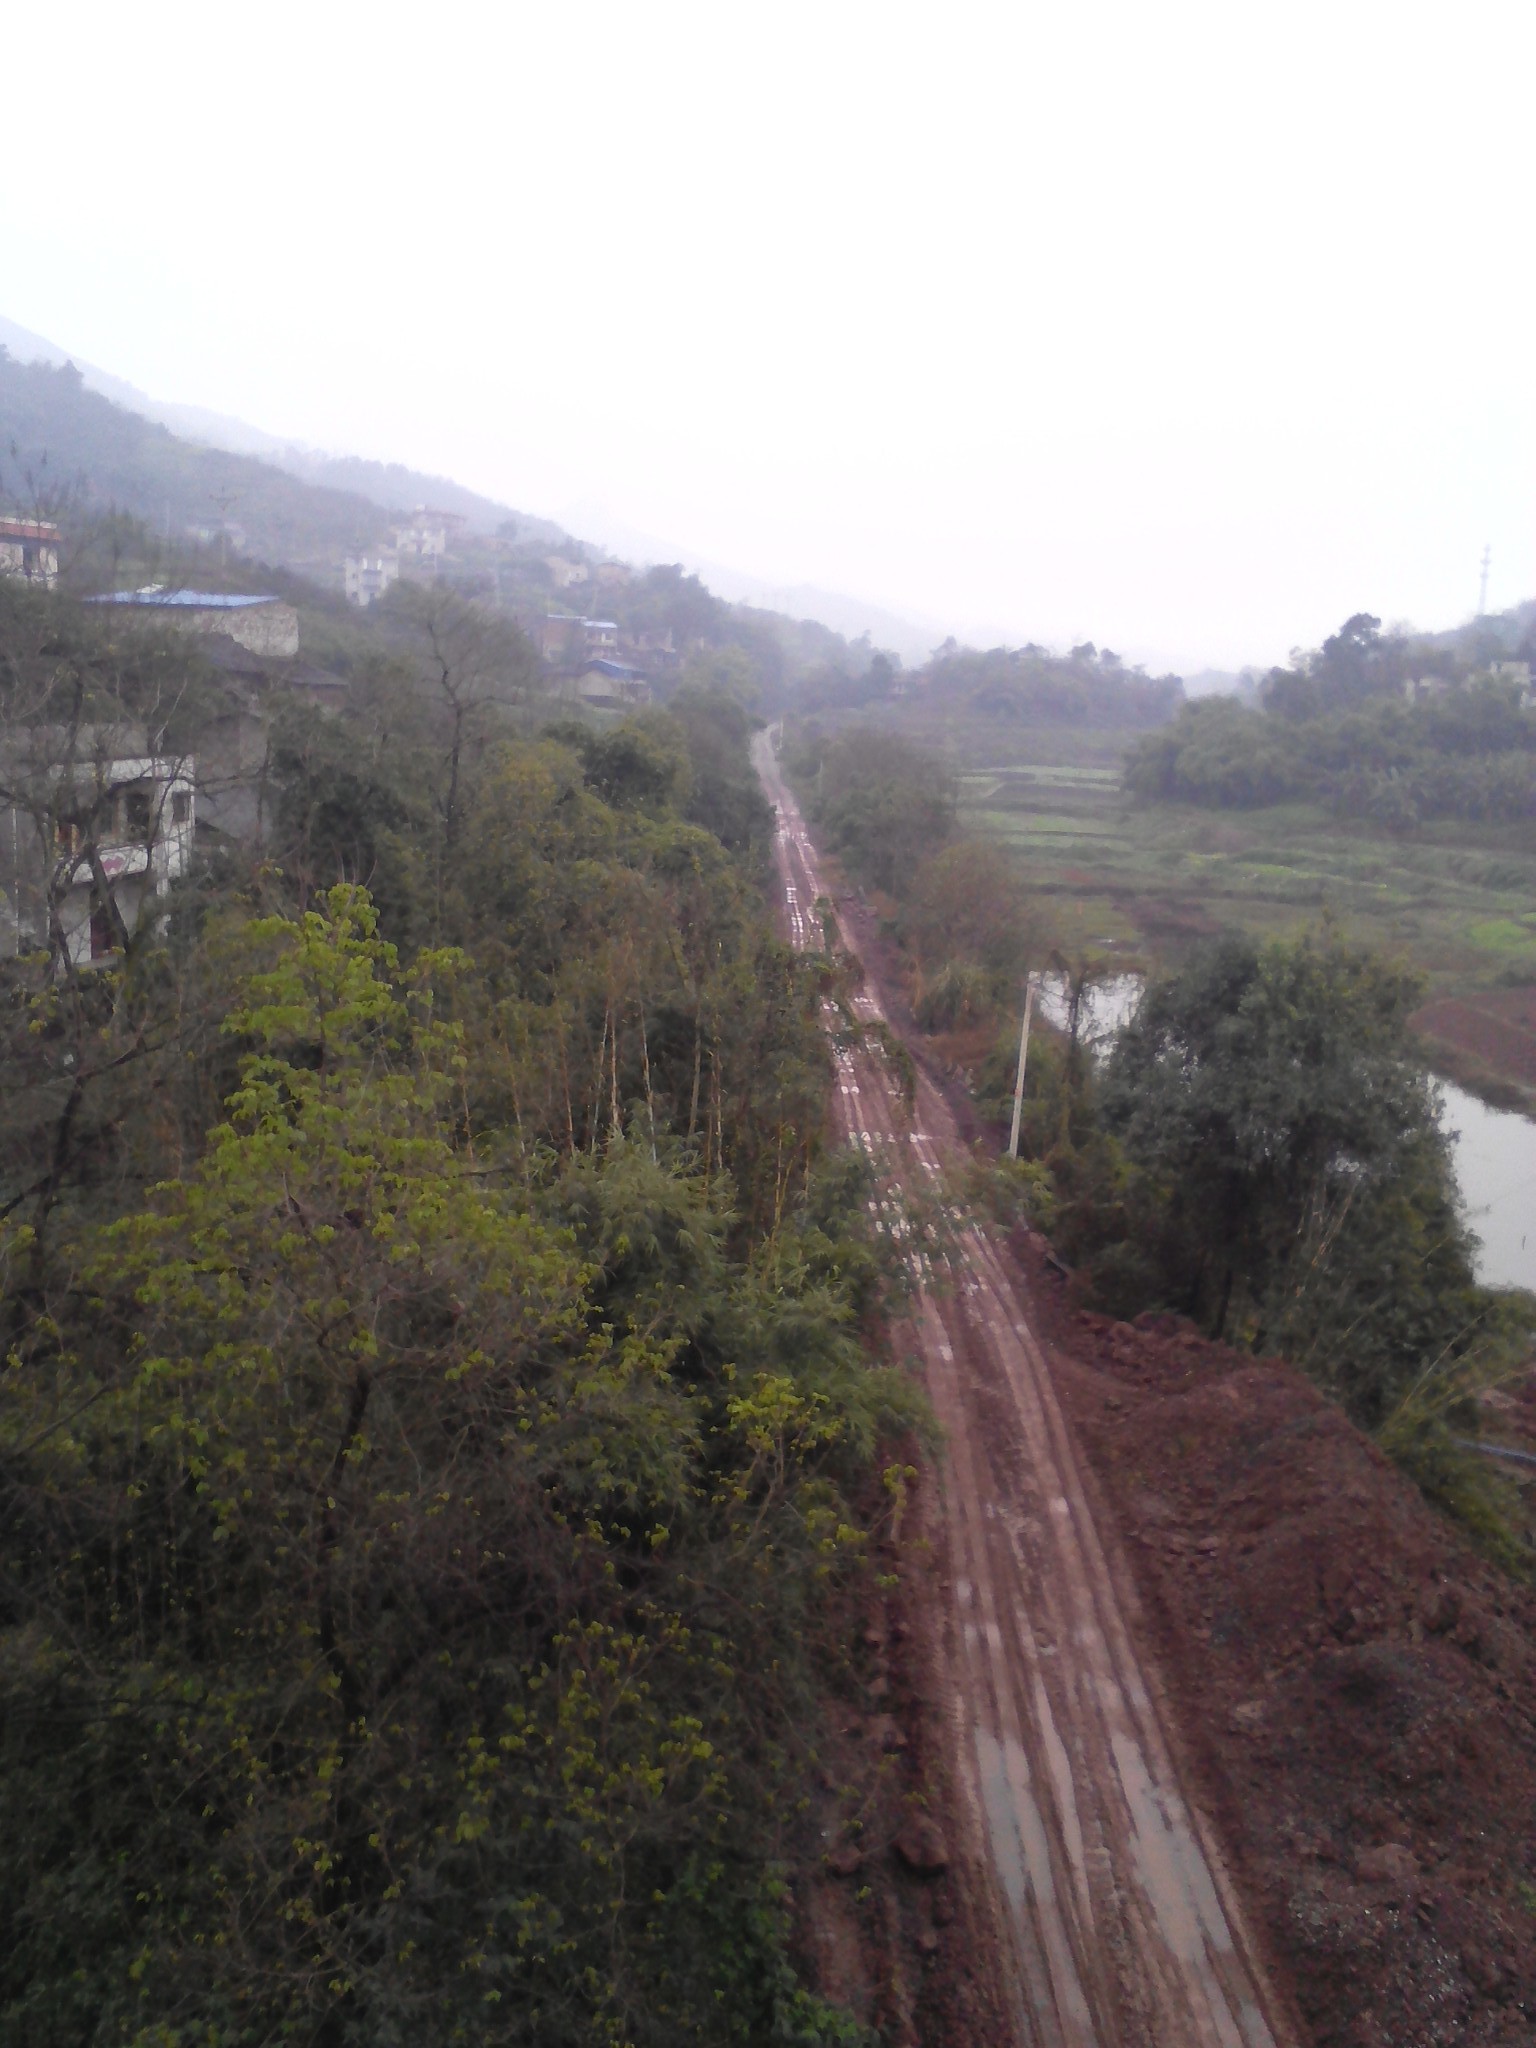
left=1478, top=543, right=1491, bottom=617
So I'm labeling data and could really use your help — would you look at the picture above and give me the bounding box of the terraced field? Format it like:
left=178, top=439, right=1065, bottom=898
left=952, top=746, right=1536, bottom=995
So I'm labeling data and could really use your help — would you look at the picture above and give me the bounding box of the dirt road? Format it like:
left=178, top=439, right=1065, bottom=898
left=757, top=735, right=1296, bottom=2048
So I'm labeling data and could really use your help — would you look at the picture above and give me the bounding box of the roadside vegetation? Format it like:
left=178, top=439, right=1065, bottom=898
left=0, top=573, right=918, bottom=2045
left=782, top=716, right=1536, bottom=1573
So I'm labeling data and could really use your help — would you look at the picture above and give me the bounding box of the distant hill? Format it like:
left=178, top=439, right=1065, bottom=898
left=0, top=313, right=570, bottom=554
left=0, top=349, right=403, bottom=573
left=276, top=450, right=566, bottom=547
left=0, top=313, right=295, bottom=458
left=0, top=316, right=947, bottom=654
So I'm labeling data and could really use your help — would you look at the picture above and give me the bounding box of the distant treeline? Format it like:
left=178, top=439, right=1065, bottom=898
left=796, top=639, right=1184, bottom=729
left=1126, top=613, right=1536, bottom=824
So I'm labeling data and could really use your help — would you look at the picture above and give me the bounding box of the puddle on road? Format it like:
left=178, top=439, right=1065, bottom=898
left=974, top=1724, right=1095, bottom=2039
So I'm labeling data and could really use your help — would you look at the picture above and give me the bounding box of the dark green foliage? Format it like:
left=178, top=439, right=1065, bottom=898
left=789, top=728, right=956, bottom=894
left=1072, top=931, right=1484, bottom=1425
left=668, top=685, right=775, bottom=859
left=0, top=613, right=903, bottom=2043
left=1126, top=612, right=1536, bottom=825
left=1123, top=696, right=1307, bottom=806
left=920, top=640, right=1182, bottom=729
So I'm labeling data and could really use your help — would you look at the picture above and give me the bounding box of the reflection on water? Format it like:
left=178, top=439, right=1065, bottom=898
left=1029, top=975, right=1536, bottom=1295
left=1438, top=1084, right=1536, bottom=1294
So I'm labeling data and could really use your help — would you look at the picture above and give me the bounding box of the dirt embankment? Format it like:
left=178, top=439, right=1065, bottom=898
left=1021, top=1264, right=1536, bottom=2047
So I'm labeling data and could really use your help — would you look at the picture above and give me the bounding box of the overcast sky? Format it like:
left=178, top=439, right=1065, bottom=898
left=5, top=1, right=1532, bottom=668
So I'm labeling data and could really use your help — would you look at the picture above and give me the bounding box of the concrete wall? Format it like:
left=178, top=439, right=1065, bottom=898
left=179, top=601, right=300, bottom=659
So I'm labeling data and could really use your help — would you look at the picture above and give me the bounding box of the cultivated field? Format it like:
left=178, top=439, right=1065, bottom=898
left=894, top=712, right=1536, bottom=995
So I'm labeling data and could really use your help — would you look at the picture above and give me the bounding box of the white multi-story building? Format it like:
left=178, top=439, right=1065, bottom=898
left=344, top=552, right=400, bottom=607
left=1, top=738, right=195, bottom=965
left=392, top=507, right=467, bottom=561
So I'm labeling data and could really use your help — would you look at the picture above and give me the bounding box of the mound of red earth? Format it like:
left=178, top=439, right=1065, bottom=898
left=1032, top=1271, right=1536, bottom=2046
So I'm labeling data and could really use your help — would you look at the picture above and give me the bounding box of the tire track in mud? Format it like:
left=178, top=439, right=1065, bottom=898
left=757, top=735, right=1296, bottom=2048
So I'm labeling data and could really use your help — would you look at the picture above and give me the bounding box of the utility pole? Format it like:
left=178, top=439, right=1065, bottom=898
left=1478, top=543, right=1491, bottom=618
left=1007, top=974, right=1036, bottom=1160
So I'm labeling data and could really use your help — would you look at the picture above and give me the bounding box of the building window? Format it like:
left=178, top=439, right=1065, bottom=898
left=171, top=790, right=191, bottom=825
left=125, top=790, right=153, bottom=842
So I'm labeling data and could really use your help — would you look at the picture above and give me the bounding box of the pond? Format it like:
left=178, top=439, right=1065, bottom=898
left=1439, top=1083, right=1536, bottom=1294
left=1031, top=975, right=1536, bottom=1294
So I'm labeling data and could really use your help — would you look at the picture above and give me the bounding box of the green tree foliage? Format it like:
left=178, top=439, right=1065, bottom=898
left=917, top=640, right=1182, bottom=729
left=1081, top=931, right=1482, bottom=1423
left=905, top=840, right=1044, bottom=1031
left=1123, top=695, right=1306, bottom=806
left=0, top=597, right=906, bottom=2042
left=667, top=684, right=775, bottom=859
left=791, top=729, right=956, bottom=895
left=1125, top=615, right=1536, bottom=825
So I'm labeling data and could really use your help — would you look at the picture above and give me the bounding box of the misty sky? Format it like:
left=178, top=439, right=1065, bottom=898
left=6, top=1, right=1533, bottom=669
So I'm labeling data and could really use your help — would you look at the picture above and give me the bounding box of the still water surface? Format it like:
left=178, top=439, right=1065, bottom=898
left=1439, top=1084, right=1536, bottom=1294
left=1033, top=976, right=1536, bottom=1294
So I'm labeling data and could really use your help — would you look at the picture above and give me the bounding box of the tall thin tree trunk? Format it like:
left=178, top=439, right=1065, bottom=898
left=687, top=1012, right=704, bottom=1145
left=1212, top=1264, right=1235, bottom=1341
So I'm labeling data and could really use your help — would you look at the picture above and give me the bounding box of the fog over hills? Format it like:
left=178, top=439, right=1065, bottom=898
left=0, top=313, right=951, bottom=659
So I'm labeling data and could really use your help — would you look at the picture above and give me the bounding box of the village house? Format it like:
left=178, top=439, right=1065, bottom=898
left=568, top=658, right=651, bottom=709
left=625, top=625, right=680, bottom=673
left=533, top=615, right=627, bottom=667
left=0, top=728, right=195, bottom=965
left=86, top=588, right=301, bottom=658
left=0, top=515, right=61, bottom=588
left=344, top=551, right=399, bottom=607
left=392, top=507, right=467, bottom=562
left=193, top=634, right=347, bottom=843
left=543, top=555, right=589, bottom=590
left=533, top=613, right=585, bottom=662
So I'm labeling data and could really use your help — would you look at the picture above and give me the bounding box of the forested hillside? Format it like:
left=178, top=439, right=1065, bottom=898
left=0, top=351, right=408, bottom=572
left=0, top=577, right=910, bottom=2043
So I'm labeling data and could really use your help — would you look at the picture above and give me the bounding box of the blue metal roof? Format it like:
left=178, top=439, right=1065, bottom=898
left=587, top=659, right=643, bottom=678
left=86, top=589, right=280, bottom=609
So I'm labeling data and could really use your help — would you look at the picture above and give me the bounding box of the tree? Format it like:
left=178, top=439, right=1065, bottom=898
left=1097, top=929, right=1480, bottom=1419
left=800, top=729, right=955, bottom=896
left=0, top=887, right=900, bottom=2045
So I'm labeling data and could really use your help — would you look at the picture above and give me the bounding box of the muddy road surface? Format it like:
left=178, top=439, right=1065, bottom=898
left=757, top=735, right=1298, bottom=2048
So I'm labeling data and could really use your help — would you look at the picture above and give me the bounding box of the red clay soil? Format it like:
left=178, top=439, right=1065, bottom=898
left=770, top=763, right=1536, bottom=2043
left=1412, top=990, right=1536, bottom=1093
left=793, top=1449, right=1027, bottom=2048
left=1021, top=1260, right=1536, bottom=2047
